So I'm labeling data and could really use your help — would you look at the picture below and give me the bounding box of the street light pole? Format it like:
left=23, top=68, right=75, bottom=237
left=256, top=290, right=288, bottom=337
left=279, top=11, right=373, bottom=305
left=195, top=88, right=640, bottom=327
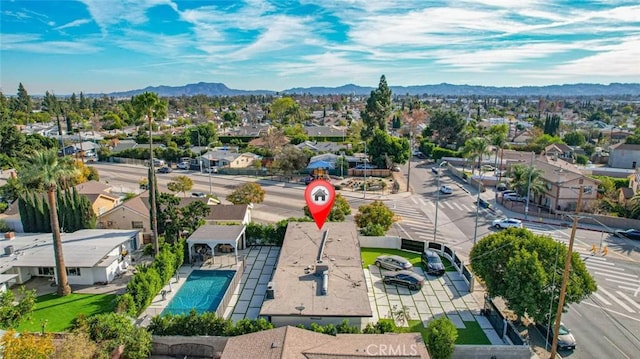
left=407, top=132, right=413, bottom=192
left=363, top=142, right=367, bottom=200
left=549, top=185, right=584, bottom=359
left=208, top=168, right=213, bottom=194
left=473, top=172, right=484, bottom=245
left=432, top=161, right=448, bottom=243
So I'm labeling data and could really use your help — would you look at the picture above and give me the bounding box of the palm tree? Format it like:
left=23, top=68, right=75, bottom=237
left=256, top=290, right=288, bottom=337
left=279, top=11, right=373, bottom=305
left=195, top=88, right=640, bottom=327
left=132, top=92, right=167, bottom=256
left=509, top=164, right=546, bottom=199
left=630, top=192, right=640, bottom=219
left=463, top=137, right=490, bottom=175
left=19, top=150, right=79, bottom=296
left=488, top=124, right=508, bottom=169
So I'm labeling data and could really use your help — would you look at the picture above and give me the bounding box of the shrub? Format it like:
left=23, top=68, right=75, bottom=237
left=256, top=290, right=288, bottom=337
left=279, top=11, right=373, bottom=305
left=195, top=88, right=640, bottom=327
left=425, top=316, right=458, bottom=359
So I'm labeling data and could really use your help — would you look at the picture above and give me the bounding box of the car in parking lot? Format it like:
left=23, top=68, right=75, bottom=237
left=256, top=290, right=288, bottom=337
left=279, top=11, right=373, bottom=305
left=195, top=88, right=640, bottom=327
left=157, top=166, right=172, bottom=173
left=492, top=217, right=523, bottom=229
left=191, top=192, right=206, bottom=198
left=439, top=185, right=453, bottom=194
left=382, top=270, right=425, bottom=291
left=614, top=228, right=640, bottom=240
left=421, top=250, right=445, bottom=276
left=504, top=193, right=527, bottom=202
left=375, top=255, right=413, bottom=271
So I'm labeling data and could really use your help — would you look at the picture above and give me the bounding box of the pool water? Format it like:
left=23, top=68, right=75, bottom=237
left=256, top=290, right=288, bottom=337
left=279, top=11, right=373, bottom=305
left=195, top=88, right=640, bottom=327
left=162, top=270, right=236, bottom=315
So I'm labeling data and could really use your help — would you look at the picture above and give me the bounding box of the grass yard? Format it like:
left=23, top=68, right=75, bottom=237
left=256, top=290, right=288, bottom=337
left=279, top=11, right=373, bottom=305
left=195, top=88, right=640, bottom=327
left=16, top=293, right=116, bottom=332
left=379, top=319, right=490, bottom=345
left=360, top=247, right=455, bottom=271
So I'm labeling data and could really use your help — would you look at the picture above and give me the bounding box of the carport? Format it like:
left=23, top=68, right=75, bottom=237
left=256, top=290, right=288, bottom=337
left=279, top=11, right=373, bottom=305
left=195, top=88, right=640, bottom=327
left=186, top=225, right=246, bottom=265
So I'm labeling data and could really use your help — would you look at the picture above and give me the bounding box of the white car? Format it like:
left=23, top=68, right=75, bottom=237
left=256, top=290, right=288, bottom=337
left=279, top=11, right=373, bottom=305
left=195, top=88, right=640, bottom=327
left=439, top=185, right=453, bottom=194
left=177, top=161, right=190, bottom=170
left=504, top=193, right=527, bottom=202
left=492, top=218, right=523, bottom=229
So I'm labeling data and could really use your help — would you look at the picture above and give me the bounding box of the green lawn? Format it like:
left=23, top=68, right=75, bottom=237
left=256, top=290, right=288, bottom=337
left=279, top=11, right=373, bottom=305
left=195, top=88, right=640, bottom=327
left=360, top=247, right=455, bottom=271
left=379, top=319, right=490, bottom=345
left=16, top=293, right=116, bottom=332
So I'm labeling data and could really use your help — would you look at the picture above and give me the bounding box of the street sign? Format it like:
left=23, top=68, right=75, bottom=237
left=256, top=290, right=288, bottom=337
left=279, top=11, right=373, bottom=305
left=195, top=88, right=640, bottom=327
left=304, top=179, right=335, bottom=230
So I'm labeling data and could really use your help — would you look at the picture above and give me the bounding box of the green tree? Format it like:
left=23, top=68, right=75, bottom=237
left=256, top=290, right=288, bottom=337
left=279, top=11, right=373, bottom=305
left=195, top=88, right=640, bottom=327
left=304, top=193, right=351, bottom=221
left=360, top=75, right=392, bottom=140
left=167, top=175, right=194, bottom=197
left=470, top=229, right=596, bottom=324
left=13, top=82, right=32, bottom=113
left=226, top=183, right=266, bottom=205
left=429, top=110, right=465, bottom=147
left=354, top=200, right=395, bottom=236
left=368, top=129, right=410, bottom=168
left=82, top=313, right=152, bottom=359
left=488, top=124, right=508, bottom=168
left=425, top=316, right=458, bottom=359
left=273, top=145, right=308, bottom=175
left=0, top=330, right=54, bottom=359
left=630, top=192, right=640, bottom=219
left=132, top=92, right=167, bottom=256
left=563, top=131, right=586, bottom=146
left=508, top=164, right=546, bottom=199
left=19, top=150, right=79, bottom=296
left=462, top=137, right=490, bottom=175
left=0, top=286, right=36, bottom=329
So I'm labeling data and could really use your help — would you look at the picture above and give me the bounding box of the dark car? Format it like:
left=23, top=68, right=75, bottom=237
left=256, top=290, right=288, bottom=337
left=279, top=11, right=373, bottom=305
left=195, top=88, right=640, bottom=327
left=382, top=270, right=425, bottom=291
left=421, top=250, right=445, bottom=276
left=431, top=167, right=440, bottom=175
left=615, top=229, right=640, bottom=240
left=157, top=166, right=172, bottom=173
left=537, top=322, right=576, bottom=351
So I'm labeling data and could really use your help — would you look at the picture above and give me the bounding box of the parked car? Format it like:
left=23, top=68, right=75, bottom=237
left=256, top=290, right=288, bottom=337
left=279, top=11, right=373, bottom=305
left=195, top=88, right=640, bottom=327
left=504, top=193, right=526, bottom=202
left=431, top=166, right=440, bottom=175
left=439, top=185, right=453, bottom=194
left=496, top=183, right=509, bottom=191
left=205, top=166, right=218, bottom=173
left=191, top=192, right=206, bottom=198
left=537, top=323, right=576, bottom=351
left=177, top=161, right=190, bottom=170
left=481, top=164, right=496, bottom=172
left=492, top=218, right=523, bottom=229
left=614, top=229, right=640, bottom=240
left=157, top=166, right=172, bottom=173
left=375, top=255, right=413, bottom=271
left=391, top=166, right=401, bottom=172
left=421, top=250, right=445, bottom=276
left=382, top=270, right=425, bottom=291
left=501, top=190, right=517, bottom=197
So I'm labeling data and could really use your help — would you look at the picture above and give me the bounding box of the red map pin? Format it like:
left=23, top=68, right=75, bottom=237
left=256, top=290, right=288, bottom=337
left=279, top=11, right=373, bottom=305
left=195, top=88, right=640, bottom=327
left=304, top=179, right=336, bottom=230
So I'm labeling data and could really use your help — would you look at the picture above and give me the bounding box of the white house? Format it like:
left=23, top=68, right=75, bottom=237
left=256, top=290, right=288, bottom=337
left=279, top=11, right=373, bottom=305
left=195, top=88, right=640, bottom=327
left=0, top=229, right=140, bottom=287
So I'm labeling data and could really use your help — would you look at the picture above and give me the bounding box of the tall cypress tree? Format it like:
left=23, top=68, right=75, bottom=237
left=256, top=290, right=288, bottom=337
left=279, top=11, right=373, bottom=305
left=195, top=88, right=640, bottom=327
left=18, top=195, right=31, bottom=232
left=33, top=194, right=46, bottom=233
left=26, top=193, right=38, bottom=233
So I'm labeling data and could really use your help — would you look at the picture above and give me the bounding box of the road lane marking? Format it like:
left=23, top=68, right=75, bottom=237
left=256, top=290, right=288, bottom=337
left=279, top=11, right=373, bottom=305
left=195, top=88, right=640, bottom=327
left=452, top=202, right=463, bottom=211
left=616, top=291, right=640, bottom=310
left=605, top=277, right=640, bottom=287
left=599, top=287, right=635, bottom=313
left=593, top=293, right=612, bottom=306
left=603, top=335, right=631, bottom=359
left=593, top=268, right=637, bottom=278
left=411, top=197, right=418, bottom=205
left=582, top=301, right=640, bottom=322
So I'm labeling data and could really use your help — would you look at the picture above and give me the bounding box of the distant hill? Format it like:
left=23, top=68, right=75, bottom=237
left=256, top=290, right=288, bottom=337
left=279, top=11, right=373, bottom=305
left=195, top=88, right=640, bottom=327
left=107, top=82, right=640, bottom=97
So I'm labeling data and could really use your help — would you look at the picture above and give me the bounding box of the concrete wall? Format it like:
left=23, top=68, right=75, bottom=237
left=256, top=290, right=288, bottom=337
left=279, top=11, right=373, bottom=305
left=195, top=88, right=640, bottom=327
left=453, top=345, right=532, bottom=359
left=359, top=236, right=401, bottom=249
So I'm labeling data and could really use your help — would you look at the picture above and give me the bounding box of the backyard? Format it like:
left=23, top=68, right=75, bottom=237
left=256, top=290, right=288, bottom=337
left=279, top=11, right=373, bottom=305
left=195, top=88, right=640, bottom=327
left=379, top=319, right=491, bottom=345
left=16, top=293, right=116, bottom=332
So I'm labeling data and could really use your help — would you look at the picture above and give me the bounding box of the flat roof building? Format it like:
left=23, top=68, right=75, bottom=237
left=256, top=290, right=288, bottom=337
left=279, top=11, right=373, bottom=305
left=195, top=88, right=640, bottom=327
left=260, top=222, right=372, bottom=328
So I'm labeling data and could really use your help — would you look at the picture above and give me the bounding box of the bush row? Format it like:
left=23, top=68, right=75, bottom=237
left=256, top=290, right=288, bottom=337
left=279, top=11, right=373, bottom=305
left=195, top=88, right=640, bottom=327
left=245, top=218, right=312, bottom=246
left=148, top=310, right=273, bottom=336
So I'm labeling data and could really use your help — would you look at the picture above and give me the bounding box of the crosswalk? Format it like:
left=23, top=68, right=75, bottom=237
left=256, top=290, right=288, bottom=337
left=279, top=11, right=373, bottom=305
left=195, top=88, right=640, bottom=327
left=429, top=198, right=502, bottom=218
left=391, top=198, right=436, bottom=242
left=526, top=223, right=640, bottom=315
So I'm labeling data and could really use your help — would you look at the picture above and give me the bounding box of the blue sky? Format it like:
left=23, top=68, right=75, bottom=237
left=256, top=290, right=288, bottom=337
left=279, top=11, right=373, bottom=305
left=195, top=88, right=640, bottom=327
left=1, top=0, right=639, bottom=95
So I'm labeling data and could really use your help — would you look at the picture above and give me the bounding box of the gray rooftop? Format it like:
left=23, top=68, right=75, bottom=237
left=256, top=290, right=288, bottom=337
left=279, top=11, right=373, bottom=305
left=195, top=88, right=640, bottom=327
left=0, top=229, right=139, bottom=271
left=187, top=225, right=245, bottom=242
left=260, top=222, right=371, bottom=318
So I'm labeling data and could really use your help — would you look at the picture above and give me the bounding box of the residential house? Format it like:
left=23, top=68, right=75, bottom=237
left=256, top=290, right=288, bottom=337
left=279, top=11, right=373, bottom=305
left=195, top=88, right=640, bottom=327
left=0, top=229, right=140, bottom=286
left=260, top=222, right=373, bottom=328
left=618, top=168, right=640, bottom=208
left=544, top=143, right=575, bottom=163
left=75, top=180, right=120, bottom=216
left=220, top=326, right=430, bottom=359
left=530, top=156, right=600, bottom=212
left=303, top=125, right=347, bottom=140
left=97, top=195, right=150, bottom=241
left=199, top=149, right=261, bottom=170
left=295, top=141, right=347, bottom=154
left=309, top=153, right=359, bottom=168
left=608, top=143, right=640, bottom=169
left=60, top=141, right=101, bottom=159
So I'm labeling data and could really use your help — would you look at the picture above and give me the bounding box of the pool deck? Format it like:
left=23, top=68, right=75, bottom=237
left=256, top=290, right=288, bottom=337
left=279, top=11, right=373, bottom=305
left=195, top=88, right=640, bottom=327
left=137, top=246, right=280, bottom=326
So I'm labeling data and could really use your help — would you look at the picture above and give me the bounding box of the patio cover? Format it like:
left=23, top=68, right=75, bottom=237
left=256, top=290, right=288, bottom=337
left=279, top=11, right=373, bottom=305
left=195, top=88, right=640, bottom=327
left=186, top=225, right=246, bottom=264
left=307, top=160, right=335, bottom=169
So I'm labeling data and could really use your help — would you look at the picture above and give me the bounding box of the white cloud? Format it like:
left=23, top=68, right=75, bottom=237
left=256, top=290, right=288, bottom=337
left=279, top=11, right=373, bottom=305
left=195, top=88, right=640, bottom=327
left=54, top=18, right=92, bottom=31
left=79, top=0, right=178, bottom=33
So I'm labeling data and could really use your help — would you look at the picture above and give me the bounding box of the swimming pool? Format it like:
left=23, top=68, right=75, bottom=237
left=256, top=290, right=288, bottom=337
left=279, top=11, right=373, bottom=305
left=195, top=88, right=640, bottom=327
left=162, top=270, right=236, bottom=316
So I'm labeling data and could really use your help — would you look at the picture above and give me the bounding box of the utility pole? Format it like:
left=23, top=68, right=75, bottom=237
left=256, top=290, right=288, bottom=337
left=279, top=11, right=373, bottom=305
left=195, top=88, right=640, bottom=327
left=549, top=184, right=584, bottom=359
left=524, top=151, right=534, bottom=220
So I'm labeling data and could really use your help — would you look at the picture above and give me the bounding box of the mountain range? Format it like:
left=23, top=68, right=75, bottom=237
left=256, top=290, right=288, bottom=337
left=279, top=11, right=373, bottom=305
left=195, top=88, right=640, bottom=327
left=106, top=82, right=640, bottom=98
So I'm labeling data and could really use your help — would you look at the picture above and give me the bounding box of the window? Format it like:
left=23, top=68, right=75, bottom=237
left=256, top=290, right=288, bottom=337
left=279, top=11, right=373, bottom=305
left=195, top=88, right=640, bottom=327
left=66, top=267, right=81, bottom=276
left=38, top=267, right=55, bottom=276
left=132, top=221, right=143, bottom=229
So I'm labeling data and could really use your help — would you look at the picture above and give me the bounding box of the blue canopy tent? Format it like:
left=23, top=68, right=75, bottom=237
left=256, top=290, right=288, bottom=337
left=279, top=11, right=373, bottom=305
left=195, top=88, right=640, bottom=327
left=306, top=160, right=335, bottom=170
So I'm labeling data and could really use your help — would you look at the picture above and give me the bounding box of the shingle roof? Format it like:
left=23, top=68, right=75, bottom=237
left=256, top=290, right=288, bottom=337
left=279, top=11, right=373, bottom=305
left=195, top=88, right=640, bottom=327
left=75, top=180, right=111, bottom=195
left=220, top=326, right=430, bottom=359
